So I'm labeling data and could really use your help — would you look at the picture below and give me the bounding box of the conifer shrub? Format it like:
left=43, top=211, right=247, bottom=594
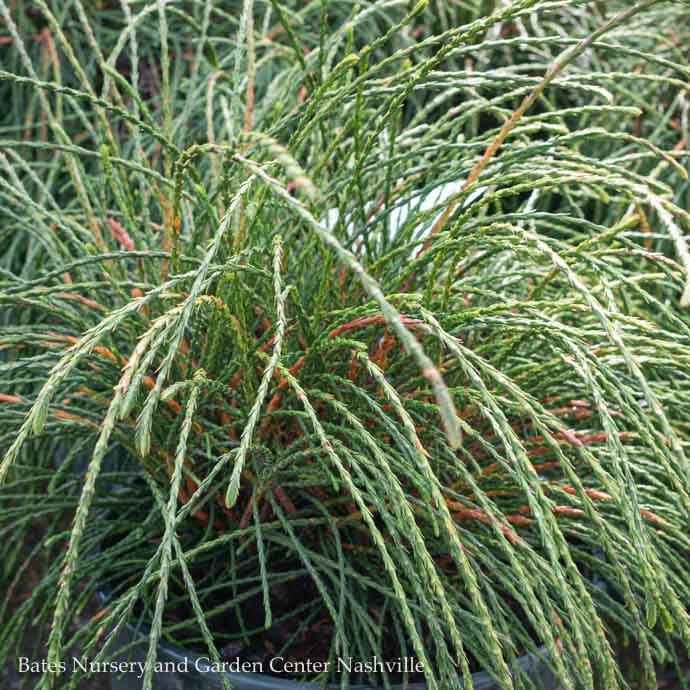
left=1, top=1, right=689, bottom=689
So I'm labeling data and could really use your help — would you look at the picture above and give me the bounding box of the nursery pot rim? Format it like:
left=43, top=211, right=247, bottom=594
left=100, top=592, right=554, bottom=690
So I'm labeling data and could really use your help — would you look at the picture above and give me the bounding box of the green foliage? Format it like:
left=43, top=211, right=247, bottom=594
left=1, top=1, right=690, bottom=689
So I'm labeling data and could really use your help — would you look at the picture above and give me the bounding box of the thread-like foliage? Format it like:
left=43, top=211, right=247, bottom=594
left=1, top=2, right=689, bottom=689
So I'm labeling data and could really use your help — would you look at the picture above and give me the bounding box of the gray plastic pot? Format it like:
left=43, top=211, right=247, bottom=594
left=105, top=612, right=559, bottom=690
left=324, top=180, right=488, bottom=254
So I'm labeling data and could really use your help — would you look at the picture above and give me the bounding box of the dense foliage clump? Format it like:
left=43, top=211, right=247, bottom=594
left=1, top=1, right=689, bottom=689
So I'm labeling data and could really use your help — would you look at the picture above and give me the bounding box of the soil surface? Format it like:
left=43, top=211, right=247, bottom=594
left=1, top=555, right=108, bottom=690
